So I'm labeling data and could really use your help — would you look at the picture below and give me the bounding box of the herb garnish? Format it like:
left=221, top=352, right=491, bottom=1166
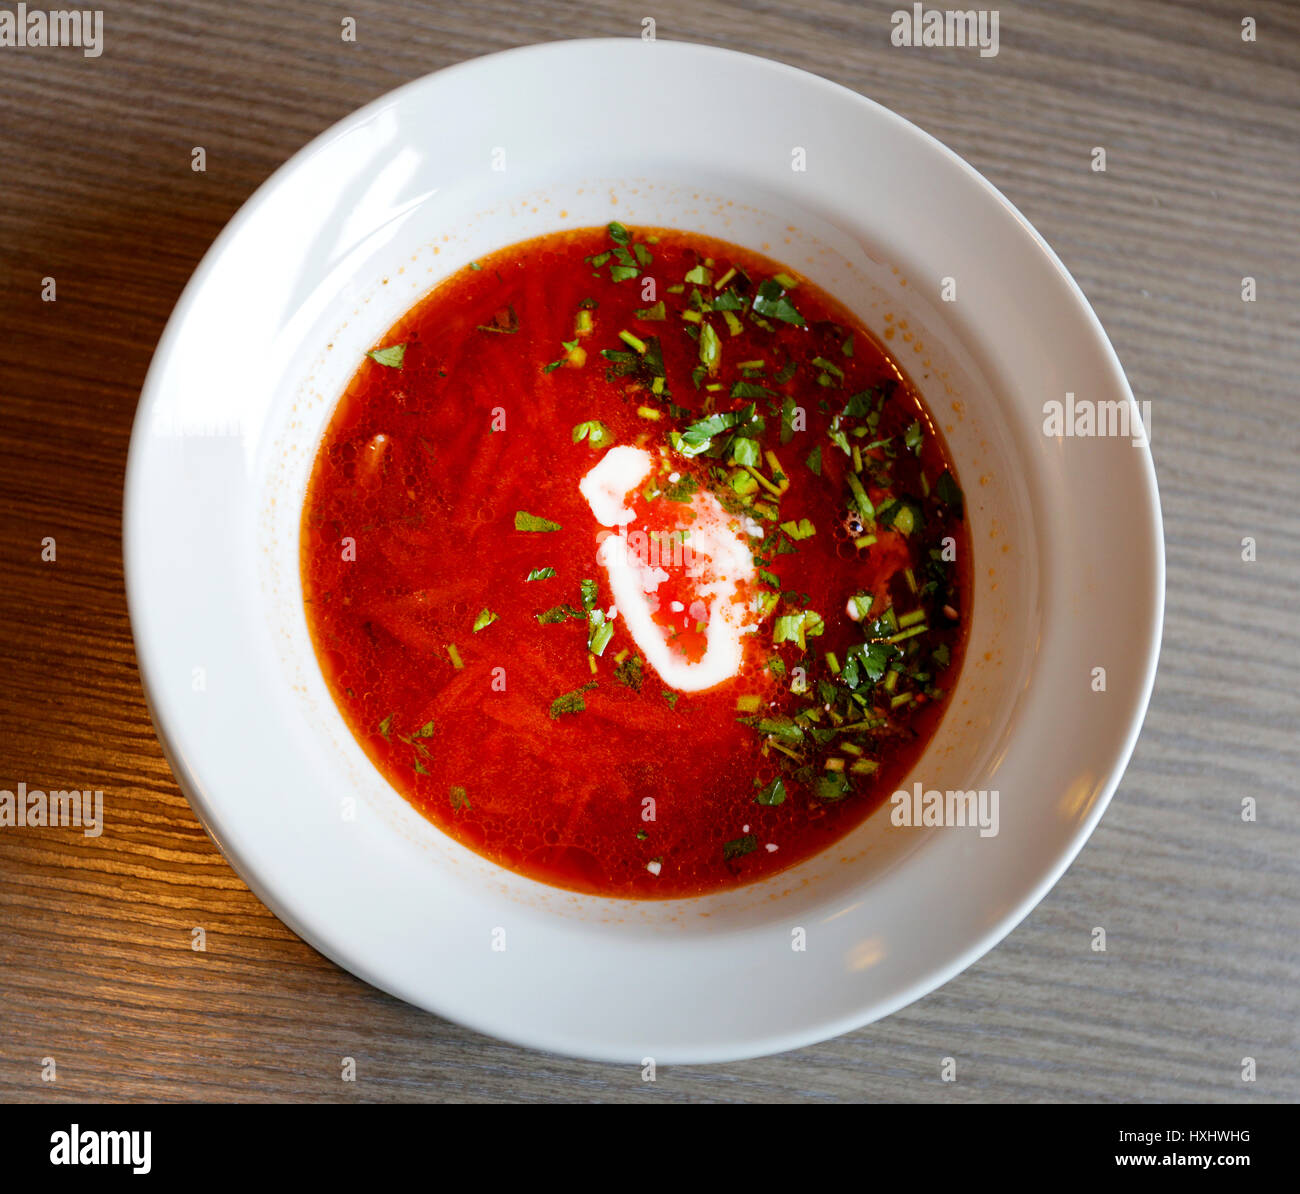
left=549, top=681, right=597, bottom=719
left=614, top=655, right=644, bottom=691
left=515, top=510, right=562, bottom=533
left=366, top=344, right=406, bottom=368
left=572, top=420, right=613, bottom=449
left=723, top=835, right=758, bottom=860
left=537, top=604, right=584, bottom=624
left=751, top=279, right=805, bottom=326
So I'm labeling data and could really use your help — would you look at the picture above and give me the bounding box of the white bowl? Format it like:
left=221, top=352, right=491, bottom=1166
left=124, top=39, right=1164, bottom=1063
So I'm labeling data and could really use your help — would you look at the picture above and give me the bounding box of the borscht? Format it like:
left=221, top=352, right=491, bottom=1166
left=301, top=224, right=971, bottom=898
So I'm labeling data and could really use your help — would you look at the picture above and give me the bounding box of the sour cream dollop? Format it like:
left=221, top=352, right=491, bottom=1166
left=580, top=446, right=762, bottom=693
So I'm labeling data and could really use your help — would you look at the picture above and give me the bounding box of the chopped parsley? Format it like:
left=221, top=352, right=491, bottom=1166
left=723, top=835, right=758, bottom=860
left=366, top=344, right=406, bottom=368
left=526, top=566, right=557, bottom=581
left=935, top=469, right=964, bottom=517
left=515, top=510, right=562, bottom=533
left=751, top=279, right=805, bottom=326
left=473, top=608, right=498, bottom=633
left=537, top=604, right=583, bottom=624
left=615, top=655, right=644, bottom=691
left=572, top=420, right=613, bottom=449
left=773, top=610, right=825, bottom=650
left=549, top=681, right=597, bottom=719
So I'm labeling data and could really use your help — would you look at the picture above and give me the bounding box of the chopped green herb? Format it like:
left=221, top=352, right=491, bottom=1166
left=779, top=518, right=816, bottom=541
left=377, top=714, right=393, bottom=740
left=935, top=469, right=964, bottom=518
left=773, top=609, right=825, bottom=649
left=811, top=356, right=844, bottom=382
left=814, top=770, right=852, bottom=802
left=526, top=566, right=557, bottom=581
left=366, top=344, right=406, bottom=368
left=755, top=777, right=787, bottom=806
left=588, top=611, right=614, bottom=656
left=878, top=498, right=922, bottom=535
left=614, top=655, right=644, bottom=692
left=750, top=715, right=805, bottom=743
left=572, top=420, right=613, bottom=449
left=698, top=321, right=721, bottom=373
left=536, top=604, right=584, bottom=624
left=751, top=279, right=805, bottom=326
left=633, top=300, right=666, bottom=321
left=673, top=404, right=755, bottom=458
left=723, top=834, right=758, bottom=860
left=473, top=608, right=498, bottom=633
left=549, top=681, right=597, bottom=719
left=515, top=510, right=562, bottom=533
left=449, top=785, right=471, bottom=811
left=446, top=643, right=464, bottom=670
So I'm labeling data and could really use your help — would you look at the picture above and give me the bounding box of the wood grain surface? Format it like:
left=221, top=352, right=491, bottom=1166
left=1, top=0, right=1297, bottom=1103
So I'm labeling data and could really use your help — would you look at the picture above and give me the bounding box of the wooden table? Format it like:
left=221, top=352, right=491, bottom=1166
left=2, top=0, right=1296, bottom=1103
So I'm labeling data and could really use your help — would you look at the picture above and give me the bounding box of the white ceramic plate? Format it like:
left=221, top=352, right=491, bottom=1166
left=124, top=39, right=1164, bottom=1063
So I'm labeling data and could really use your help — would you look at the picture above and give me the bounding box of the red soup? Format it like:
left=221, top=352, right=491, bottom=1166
left=301, top=225, right=971, bottom=898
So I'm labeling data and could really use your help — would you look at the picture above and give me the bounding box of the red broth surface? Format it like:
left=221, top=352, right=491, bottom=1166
left=301, top=226, right=971, bottom=898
